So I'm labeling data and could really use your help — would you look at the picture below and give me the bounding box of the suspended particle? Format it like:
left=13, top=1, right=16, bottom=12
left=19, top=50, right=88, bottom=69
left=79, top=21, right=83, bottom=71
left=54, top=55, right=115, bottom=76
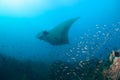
left=80, top=37, right=84, bottom=39
left=93, top=35, right=97, bottom=37
left=64, top=66, right=68, bottom=69
left=69, top=49, right=73, bottom=53
left=57, top=70, right=60, bottom=73
left=73, top=72, right=77, bottom=76
left=67, top=60, right=70, bottom=63
left=66, top=53, right=70, bottom=56
left=77, top=51, right=80, bottom=53
left=72, top=47, right=75, bottom=50
left=75, top=67, right=79, bottom=69
left=82, top=50, right=86, bottom=53
left=86, top=59, right=90, bottom=61
left=67, top=72, right=70, bottom=75
left=79, top=63, right=83, bottom=68
left=84, top=45, right=88, bottom=50
left=102, top=33, right=105, bottom=36
left=115, top=28, right=119, bottom=32
left=118, top=22, right=120, bottom=24
left=98, top=30, right=101, bottom=33
left=106, top=33, right=109, bottom=37
left=75, top=54, right=79, bottom=57
left=71, top=57, right=76, bottom=60
left=79, top=61, right=83, bottom=63
left=77, top=47, right=80, bottom=50
left=96, top=24, right=99, bottom=28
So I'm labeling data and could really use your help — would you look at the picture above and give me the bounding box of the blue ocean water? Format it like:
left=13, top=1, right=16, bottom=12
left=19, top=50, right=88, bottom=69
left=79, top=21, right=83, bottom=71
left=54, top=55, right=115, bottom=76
left=0, top=0, right=120, bottom=79
left=0, top=0, right=120, bottom=61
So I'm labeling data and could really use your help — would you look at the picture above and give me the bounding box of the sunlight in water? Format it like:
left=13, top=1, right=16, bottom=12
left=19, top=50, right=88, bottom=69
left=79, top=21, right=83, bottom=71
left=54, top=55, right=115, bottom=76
left=0, top=0, right=80, bottom=17
left=1, top=0, right=24, bottom=9
left=0, top=0, right=49, bottom=17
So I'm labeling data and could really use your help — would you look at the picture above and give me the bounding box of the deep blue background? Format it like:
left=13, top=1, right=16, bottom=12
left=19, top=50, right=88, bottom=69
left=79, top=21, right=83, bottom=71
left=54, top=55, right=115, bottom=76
left=0, top=0, right=120, bottom=62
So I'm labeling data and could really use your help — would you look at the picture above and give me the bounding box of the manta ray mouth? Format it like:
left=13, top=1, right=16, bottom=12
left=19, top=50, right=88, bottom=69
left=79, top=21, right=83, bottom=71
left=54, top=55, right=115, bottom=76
left=36, top=33, right=42, bottom=40
left=36, top=31, right=49, bottom=40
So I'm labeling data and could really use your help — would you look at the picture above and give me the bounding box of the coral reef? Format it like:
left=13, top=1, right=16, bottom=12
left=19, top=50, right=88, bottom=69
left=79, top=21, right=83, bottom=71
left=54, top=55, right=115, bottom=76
left=49, top=58, right=104, bottom=80
left=0, top=53, right=120, bottom=80
left=103, top=58, right=120, bottom=80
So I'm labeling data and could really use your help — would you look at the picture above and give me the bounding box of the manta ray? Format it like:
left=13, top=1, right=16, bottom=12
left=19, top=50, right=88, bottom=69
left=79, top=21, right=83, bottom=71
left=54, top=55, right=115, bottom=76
left=37, top=17, right=80, bottom=45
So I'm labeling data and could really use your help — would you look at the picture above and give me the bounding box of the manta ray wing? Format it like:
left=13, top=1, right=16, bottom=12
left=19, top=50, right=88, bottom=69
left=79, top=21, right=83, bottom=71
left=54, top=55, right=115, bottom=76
left=47, top=17, right=80, bottom=45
